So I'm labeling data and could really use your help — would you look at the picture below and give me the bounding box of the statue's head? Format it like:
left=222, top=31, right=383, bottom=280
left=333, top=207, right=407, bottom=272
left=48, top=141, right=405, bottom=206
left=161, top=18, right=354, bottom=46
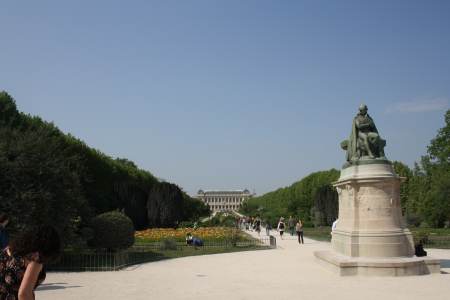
left=359, top=104, right=368, bottom=115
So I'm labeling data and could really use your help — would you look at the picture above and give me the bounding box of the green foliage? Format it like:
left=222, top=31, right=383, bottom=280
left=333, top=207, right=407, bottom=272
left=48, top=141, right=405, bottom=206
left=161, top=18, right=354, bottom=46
left=412, top=231, right=430, bottom=245
left=0, top=91, right=20, bottom=128
left=181, top=195, right=211, bottom=221
left=428, top=110, right=450, bottom=165
left=303, top=227, right=332, bottom=241
left=202, top=213, right=238, bottom=227
left=241, top=169, right=339, bottom=226
left=0, top=91, right=210, bottom=247
left=178, top=221, right=196, bottom=228
left=147, top=182, right=184, bottom=227
left=311, top=185, right=338, bottom=226
left=89, top=211, right=135, bottom=250
left=159, top=239, right=178, bottom=250
left=398, top=110, right=450, bottom=228
left=0, top=125, right=89, bottom=241
left=410, top=228, right=450, bottom=249
left=393, top=161, right=413, bottom=213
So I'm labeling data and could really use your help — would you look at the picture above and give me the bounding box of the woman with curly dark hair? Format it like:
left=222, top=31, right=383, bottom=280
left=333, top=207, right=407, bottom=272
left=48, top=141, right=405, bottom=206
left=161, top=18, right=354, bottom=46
left=0, top=225, right=61, bottom=300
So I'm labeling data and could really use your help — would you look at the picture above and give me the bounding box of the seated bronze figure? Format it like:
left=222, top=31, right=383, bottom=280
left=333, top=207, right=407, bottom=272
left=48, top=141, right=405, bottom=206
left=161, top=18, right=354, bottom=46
left=341, top=104, right=386, bottom=163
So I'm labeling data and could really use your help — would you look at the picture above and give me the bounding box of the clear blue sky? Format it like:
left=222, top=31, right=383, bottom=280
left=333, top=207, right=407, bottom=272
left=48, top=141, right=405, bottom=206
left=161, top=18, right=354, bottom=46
left=1, top=1, right=449, bottom=196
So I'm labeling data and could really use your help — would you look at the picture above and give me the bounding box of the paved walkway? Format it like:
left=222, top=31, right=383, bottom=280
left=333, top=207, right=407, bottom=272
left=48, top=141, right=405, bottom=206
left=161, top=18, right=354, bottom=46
left=37, top=229, right=450, bottom=300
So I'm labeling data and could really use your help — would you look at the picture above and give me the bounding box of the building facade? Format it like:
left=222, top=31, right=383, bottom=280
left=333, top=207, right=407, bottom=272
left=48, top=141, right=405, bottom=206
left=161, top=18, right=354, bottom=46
left=196, top=189, right=253, bottom=213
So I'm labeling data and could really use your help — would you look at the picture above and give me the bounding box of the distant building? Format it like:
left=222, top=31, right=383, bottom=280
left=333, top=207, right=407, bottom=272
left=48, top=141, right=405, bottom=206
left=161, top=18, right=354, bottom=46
left=196, top=189, right=253, bottom=213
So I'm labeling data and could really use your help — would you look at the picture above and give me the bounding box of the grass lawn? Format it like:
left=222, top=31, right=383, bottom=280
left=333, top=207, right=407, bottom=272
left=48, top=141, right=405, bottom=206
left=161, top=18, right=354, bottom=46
left=149, top=243, right=269, bottom=260
left=303, top=227, right=332, bottom=242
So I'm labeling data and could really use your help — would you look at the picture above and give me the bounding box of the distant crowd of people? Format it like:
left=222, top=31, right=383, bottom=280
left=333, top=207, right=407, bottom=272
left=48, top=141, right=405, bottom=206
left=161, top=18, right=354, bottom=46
left=0, top=213, right=61, bottom=300
left=238, top=216, right=262, bottom=235
left=239, top=215, right=304, bottom=244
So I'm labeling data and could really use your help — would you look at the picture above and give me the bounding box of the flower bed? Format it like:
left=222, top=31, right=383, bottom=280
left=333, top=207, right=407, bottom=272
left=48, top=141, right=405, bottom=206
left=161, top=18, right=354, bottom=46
left=135, top=227, right=245, bottom=243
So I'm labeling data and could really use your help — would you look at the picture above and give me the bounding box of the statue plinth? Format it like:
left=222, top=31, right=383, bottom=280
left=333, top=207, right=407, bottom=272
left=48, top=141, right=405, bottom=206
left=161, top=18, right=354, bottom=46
left=332, top=161, right=414, bottom=258
left=315, top=160, right=441, bottom=276
left=315, top=105, right=441, bottom=275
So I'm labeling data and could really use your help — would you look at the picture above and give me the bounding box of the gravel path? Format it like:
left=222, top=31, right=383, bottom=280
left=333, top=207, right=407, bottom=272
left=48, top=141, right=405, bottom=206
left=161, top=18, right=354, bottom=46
left=36, top=229, right=450, bottom=300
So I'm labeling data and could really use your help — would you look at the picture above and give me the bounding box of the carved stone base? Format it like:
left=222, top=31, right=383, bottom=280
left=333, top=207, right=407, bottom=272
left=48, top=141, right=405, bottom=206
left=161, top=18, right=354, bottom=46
left=333, top=163, right=415, bottom=258
left=315, top=250, right=441, bottom=276
left=332, top=229, right=415, bottom=257
left=315, top=162, right=441, bottom=276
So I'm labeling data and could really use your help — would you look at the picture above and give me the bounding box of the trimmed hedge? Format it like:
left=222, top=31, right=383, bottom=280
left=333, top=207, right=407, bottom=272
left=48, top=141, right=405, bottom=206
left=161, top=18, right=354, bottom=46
left=90, top=211, right=135, bottom=250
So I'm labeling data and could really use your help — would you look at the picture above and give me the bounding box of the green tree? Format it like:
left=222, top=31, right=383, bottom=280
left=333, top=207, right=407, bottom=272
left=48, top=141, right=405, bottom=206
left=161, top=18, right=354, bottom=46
left=0, top=126, right=89, bottom=241
left=407, top=110, right=450, bottom=227
left=241, top=169, right=339, bottom=226
left=428, top=110, right=450, bottom=165
left=392, top=161, right=413, bottom=214
left=421, top=110, right=450, bottom=227
left=147, top=182, right=184, bottom=227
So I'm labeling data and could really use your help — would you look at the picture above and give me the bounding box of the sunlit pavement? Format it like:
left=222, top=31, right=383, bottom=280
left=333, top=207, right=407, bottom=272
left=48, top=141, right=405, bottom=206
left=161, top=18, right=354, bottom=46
left=37, top=228, right=450, bottom=300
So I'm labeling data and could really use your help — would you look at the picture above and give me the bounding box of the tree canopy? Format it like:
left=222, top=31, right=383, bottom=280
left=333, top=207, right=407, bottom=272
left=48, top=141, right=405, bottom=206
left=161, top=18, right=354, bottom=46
left=241, top=169, right=339, bottom=226
left=0, top=91, right=210, bottom=245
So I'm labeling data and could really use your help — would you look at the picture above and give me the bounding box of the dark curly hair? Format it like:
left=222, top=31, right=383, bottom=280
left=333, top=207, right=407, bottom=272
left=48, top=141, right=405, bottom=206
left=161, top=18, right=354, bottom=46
left=9, top=225, right=61, bottom=264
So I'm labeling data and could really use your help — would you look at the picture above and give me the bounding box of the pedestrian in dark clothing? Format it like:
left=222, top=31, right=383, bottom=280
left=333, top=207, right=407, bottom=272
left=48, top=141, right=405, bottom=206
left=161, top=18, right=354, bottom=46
left=415, top=240, right=427, bottom=257
left=296, top=219, right=304, bottom=244
left=254, top=217, right=261, bottom=235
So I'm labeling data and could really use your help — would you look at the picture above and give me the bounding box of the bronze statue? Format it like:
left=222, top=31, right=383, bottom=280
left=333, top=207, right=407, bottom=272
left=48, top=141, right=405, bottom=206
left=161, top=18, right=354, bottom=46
left=341, top=104, right=386, bottom=163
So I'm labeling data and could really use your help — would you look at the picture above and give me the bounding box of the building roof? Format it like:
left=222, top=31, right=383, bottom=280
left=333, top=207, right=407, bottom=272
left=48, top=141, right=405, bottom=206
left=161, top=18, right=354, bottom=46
left=197, top=189, right=251, bottom=195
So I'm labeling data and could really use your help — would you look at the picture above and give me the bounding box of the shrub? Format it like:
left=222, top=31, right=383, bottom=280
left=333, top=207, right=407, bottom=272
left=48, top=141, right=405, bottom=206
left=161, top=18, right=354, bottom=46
left=419, top=221, right=430, bottom=228
left=159, top=238, right=178, bottom=250
left=89, top=211, right=135, bottom=250
left=406, top=213, right=422, bottom=227
left=178, top=221, right=195, bottom=228
left=202, top=213, right=237, bottom=228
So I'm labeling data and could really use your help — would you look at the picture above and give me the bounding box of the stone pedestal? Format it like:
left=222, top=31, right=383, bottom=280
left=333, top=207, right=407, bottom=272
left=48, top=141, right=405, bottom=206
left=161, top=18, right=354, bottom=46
left=314, top=161, right=441, bottom=276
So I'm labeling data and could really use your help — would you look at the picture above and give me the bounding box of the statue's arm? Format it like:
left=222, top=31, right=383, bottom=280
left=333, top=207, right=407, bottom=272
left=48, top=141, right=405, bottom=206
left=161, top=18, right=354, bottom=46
left=368, top=115, right=379, bottom=133
left=348, top=117, right=358, bottom=160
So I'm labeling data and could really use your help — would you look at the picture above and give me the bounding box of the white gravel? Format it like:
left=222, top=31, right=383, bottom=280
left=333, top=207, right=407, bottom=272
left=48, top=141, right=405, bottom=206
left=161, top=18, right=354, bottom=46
left=36, top=230, right=450, bottom=300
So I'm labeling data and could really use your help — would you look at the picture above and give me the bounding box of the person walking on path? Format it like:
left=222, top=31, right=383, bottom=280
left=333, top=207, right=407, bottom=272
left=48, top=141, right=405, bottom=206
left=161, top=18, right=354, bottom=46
left=265, top=220, right=272, bottom=236
left=296, top=219, right=304, bottom=244
left=277, top=217, right=285, bottom=240
left=288, top=216, right=296, bottom=236
left=0, top=213, right=9, bottom=250
left=254, top=217, right=261, bottom=236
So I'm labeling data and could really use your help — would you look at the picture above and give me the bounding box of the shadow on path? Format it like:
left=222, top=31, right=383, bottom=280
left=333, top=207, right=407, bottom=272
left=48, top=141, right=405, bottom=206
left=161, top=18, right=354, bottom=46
left=36, top=282, right=82, bottom=291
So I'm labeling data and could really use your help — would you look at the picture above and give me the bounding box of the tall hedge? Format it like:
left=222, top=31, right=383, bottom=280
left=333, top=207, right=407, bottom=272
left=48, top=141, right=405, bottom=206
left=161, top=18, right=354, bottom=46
left=0, top=91, right=209, bottom=245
